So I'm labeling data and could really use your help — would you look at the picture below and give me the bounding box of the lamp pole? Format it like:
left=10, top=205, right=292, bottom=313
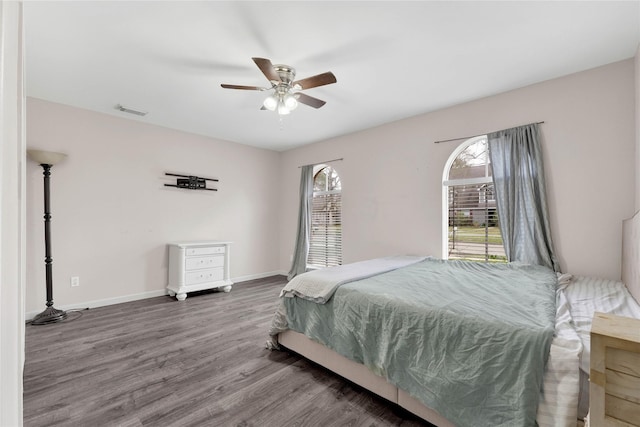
left=30, top=159, right=67, bottom=325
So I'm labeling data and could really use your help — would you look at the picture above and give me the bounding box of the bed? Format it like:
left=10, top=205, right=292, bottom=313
left=268, top=212, right=640, bottom=427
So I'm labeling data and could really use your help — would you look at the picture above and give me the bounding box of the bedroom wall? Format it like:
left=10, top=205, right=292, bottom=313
left=636, top=44, right=640, bottom=212
left=26, top=98, right=281, bottom=315
left=279, top=59, right=636, bottom=281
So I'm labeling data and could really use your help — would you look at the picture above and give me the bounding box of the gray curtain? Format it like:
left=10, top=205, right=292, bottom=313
left=488, top=123, right=561, bottom=272
left=287, top=165, right=314, bottom=280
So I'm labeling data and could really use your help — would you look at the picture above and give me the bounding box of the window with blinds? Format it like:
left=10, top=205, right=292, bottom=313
left=443, top=137, right=506, bottom=263
left=308, top=166, right=342, bottom=268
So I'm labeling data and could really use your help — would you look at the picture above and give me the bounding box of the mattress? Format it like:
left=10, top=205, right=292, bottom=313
left=536, top=288, right=583, bottom=426
left=563, top=275, right=640, bottom=373
left=273, top=258, right=563, bottom=427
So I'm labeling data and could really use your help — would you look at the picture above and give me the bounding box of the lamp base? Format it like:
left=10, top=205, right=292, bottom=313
left=30, top=306, right=68, bottom=325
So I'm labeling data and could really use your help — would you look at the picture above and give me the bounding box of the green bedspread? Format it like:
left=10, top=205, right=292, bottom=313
left=284, top=258, right=557, bottom=427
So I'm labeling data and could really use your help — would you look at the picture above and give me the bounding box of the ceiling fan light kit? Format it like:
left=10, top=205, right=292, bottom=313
left=222, top=57, right=336, bottom=116
left=262, top=85, right=299, bottom=115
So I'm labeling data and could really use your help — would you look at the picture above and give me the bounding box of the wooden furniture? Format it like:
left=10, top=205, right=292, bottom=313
left=167, top=241, right=232, bottom=301
left=589, top=312, right=640, bottom=426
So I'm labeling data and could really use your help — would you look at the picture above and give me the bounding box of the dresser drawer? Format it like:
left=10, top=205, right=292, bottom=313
left=185, top=268, right=224, bottom=285
left=185, top=255, right=224, bottom=270
left=185, top=246, right=225, bottom=257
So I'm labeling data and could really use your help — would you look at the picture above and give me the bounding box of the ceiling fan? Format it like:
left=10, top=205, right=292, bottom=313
left=221, top=57, right=337, bottom=115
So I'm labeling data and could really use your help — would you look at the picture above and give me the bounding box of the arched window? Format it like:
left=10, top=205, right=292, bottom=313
left=442, top=136, right=506, bottom=263
left=308, top=165, right=342, bottom=268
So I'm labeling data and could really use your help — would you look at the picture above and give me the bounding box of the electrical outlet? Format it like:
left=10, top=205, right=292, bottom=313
left=71, top=276, right=80, bottom=287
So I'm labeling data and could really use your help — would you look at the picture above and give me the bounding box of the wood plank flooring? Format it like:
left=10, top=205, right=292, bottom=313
left=24, top=276, right=429, bottom=427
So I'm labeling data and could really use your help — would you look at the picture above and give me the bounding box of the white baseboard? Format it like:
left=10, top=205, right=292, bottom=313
left=232, top=270, right=287, bottom=282
left=25, top=271, right=288, bottom=322
left=25, top=289, right=168, bottom=321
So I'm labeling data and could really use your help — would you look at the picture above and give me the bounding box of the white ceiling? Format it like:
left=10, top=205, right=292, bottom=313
left=24, top=1, right=640, bottom=152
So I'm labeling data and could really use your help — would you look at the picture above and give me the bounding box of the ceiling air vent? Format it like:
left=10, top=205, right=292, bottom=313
left=115, top=104, right=148, bottom=116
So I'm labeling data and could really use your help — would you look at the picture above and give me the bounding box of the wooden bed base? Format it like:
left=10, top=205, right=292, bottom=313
left=278, top=329, right=454, bottom=427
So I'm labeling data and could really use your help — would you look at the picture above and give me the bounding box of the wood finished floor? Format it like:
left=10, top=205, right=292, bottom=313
left=24, top=276, right=429, bottom=427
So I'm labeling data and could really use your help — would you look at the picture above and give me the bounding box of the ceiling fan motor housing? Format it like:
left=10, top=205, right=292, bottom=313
left=273, top=65, right=296, bottom=85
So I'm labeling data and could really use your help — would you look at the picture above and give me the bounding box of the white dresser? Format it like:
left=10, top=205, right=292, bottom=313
left=167, top=241, right=233, bottom=301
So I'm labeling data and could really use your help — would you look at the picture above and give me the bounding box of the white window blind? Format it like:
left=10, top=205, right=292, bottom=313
left=443, top=136, right=506, bottom=263
left=447, top=183, right=505, bottom=262
left=308, top=165, right=342, bottom=269
left=308, top=191, right=342, bottom=268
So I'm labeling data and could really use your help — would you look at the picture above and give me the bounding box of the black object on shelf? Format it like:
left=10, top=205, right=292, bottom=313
left=164, top=173, right=218, bottom=191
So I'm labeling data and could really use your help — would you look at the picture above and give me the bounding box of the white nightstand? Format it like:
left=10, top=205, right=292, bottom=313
left=167, top=241, right=233, bottom=301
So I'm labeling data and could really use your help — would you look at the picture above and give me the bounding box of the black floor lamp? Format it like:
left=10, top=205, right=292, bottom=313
left=28, top=149, right=68, bottom=325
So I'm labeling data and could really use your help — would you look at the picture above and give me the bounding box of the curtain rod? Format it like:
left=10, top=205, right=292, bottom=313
left=298, top=157, right=343, bottom=168
left=433, top=121, right=545, bottom=144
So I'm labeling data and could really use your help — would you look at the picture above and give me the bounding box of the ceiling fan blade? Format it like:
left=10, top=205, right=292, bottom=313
left=293, top=72, right=337, bottom=90
left=221, top=84, right=267, bottom=91
left=296, top=93, right=327, bottom=109
left=252, top=57, right=281, bottom=83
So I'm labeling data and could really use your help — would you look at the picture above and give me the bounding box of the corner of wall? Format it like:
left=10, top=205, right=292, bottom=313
left=636, top=43, right=640, bottom=213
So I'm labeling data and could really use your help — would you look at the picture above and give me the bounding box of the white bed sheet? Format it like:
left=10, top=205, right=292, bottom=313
left=536, top=289, right=583, bottom=426
left=563, top=275, right=640, bottom=373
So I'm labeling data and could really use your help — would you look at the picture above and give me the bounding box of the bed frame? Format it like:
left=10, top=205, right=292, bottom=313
left=279, top=211, right=640, bottom=426
left=278, top=329, right=454, bottom=426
